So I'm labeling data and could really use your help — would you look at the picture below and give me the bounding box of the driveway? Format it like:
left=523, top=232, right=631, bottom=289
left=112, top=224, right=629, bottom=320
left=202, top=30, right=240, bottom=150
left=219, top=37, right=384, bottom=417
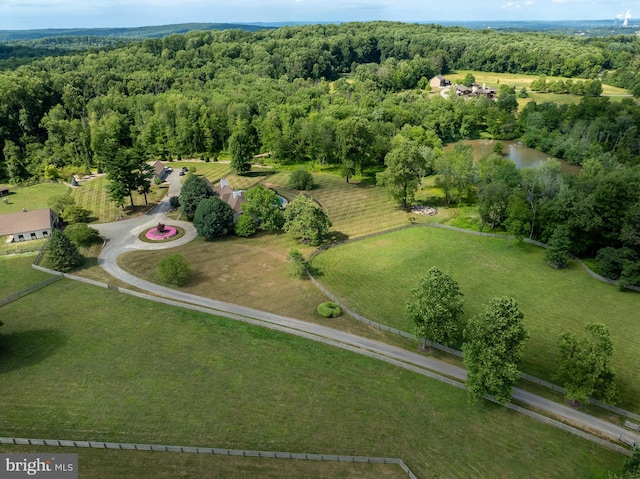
left=92, top=170, right=640, bottom=450
left=93, top=170, right=197, bottom=263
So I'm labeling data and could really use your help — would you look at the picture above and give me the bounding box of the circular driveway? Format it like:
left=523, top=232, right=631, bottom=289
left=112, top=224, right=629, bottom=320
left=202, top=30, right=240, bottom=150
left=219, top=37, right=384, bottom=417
left=93, top=170, right=197, bottom=264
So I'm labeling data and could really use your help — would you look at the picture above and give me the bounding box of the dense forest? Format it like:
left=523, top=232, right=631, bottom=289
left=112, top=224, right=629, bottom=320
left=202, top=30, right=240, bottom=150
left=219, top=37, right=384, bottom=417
left=1, top=21, right=640, bottom=283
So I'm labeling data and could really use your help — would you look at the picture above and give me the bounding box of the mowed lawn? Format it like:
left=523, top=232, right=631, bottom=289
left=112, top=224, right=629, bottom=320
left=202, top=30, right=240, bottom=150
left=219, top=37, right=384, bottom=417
left=170, top=160, right=275, bottom=190
left=265, top=172, right=414, bottom=238
left=71, top=176, right=167, bottom=223
left=0, top=446, right=405, bottom=479
left=0, top=255, right=51, bottom=297
left=311, top=226, right=640, bottom=411
left=0, top=277, right=622, bottom=478
left=446, top=70, right=631, bottom=97
left=0, top=182, right=68, bottom=213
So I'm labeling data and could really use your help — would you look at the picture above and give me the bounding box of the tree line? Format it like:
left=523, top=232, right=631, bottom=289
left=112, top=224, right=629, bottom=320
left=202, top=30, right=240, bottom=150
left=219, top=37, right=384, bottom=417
left=1, top=21, right=639, bottom=283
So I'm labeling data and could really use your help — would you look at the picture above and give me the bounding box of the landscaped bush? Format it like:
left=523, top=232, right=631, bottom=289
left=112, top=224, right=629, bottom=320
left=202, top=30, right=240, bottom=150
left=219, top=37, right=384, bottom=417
left=169, top=196, right=180, bottom=208
left=156, top=253, right=191, bottom=286
left=288, top=168, right=315, bottom=191
left=234, top=214, right=257, bottom=237
left=64, top=223, right=102, bottom=247
left=317, top=302, right=342, bottom=318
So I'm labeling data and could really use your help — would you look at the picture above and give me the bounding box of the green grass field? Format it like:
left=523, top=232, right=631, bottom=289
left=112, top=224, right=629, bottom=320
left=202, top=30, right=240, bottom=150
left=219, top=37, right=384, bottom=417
left=0, top=255, right=51, bottom=297
left=0, top=275, right=622, bottom=478
left=0, top=182, right=68, bottom=213
left=446, top=70, right=631, bottom=97
left=0, top=446, right=405, bottom=479
left=311, top=227, right=640, bottom=411
left=264, top=171, right=414, bottom=239
left=70, top=176, right=167, bottom=223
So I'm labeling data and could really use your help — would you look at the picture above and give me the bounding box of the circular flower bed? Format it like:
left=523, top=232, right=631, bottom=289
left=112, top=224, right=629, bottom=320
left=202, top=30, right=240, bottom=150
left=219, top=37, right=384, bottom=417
left=145, top=224, right=178, bottom=241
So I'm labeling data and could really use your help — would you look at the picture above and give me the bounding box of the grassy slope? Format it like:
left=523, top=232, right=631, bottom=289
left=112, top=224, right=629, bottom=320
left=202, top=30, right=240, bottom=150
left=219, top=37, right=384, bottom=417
left=311, top=227, right=640, bottom=411
left=0, top=255, right=51, bottom=297
left=0, top=277, right=621, bottom=478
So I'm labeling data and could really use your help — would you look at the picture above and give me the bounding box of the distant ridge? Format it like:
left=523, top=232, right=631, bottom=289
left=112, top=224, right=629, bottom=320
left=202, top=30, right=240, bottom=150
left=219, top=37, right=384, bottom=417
left=1, top=19, right=637, bottom=43
left=0, top=23, right=272, bottom=42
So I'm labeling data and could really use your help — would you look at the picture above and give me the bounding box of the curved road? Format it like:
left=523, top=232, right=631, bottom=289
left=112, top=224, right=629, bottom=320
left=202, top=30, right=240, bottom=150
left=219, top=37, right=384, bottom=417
left=93, top=173, right=640, bottom=450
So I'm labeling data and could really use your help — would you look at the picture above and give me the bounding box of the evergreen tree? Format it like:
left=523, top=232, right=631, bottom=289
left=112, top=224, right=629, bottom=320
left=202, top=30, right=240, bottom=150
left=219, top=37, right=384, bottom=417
left=179, top=174, right=213, bottom=221
left=44, top=229, right=84, bottom=272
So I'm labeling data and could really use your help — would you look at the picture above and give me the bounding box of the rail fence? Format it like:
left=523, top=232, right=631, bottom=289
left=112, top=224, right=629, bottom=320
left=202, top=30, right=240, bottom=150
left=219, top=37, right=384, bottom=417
left=22, top=253, right=640, bottom=455
left=0, top=437, right=417, bottom=479
left=307, top=222, right=640, bottom=422
left=0, top=275, right=63, bottom=307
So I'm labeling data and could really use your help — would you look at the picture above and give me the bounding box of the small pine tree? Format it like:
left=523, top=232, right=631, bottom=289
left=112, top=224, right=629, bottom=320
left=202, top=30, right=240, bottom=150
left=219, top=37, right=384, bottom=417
left=44, top=229, right=84, bottom=272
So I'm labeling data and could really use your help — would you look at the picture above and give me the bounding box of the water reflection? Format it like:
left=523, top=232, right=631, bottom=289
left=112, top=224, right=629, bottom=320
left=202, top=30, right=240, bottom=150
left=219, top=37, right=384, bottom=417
left=444, top=140, right=581, bottom=175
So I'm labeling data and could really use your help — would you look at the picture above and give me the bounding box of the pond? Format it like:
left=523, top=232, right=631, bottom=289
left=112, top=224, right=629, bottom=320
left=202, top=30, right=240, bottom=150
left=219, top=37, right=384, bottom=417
left=444, top=139, right=581, bottom=175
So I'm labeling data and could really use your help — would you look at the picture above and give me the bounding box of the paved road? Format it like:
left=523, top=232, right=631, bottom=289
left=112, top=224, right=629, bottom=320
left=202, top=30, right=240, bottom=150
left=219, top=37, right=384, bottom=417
left=93, top=175, right=640, bottom=449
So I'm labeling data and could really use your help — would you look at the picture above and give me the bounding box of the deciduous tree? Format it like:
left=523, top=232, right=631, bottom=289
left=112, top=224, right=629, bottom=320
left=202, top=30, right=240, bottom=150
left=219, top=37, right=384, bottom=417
left=193, top=196, right=234, bottom=240
left=463, top=297, right=529, bottom=405
left=555, top=322, right=617, bottom=404
left=376, top=135, right=433, bottom=210
left=283, top=194, right=331, bottom=246
left=241, top=185, right=284, bottom=231
left=229, top=120, right=254, bottom=175
left=157, top=254, right=191, bottom=286
left=404, top=267, right=464, bottom=348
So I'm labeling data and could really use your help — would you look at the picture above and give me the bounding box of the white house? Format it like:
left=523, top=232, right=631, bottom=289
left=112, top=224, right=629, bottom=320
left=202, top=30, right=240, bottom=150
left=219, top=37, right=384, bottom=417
left=0, top=208, right=58, bottom=242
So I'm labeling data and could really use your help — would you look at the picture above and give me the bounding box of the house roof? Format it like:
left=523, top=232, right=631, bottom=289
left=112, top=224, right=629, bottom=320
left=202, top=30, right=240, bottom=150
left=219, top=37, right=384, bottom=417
left=0, top=187, right=8, bottom=193
left=0, top=208, right=57, bottom=237
left=149, top=160, right=165, bottom=177
left=208, top=178, right=246, bottom=214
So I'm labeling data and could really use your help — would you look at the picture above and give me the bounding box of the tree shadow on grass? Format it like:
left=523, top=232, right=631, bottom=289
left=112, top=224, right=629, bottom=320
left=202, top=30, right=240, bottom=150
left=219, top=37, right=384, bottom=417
left=0, top=329, right=67, bottom=374
left=243, top=171, right=276, bottom=178
left=325, top=231, right=349, bottom=243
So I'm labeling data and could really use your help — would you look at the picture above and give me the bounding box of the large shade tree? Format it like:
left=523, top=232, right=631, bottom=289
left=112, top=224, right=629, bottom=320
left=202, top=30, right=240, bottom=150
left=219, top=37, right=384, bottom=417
left=376, top=135, right=434, bottom=210
left=555, top=322, right=617, bottom=404
left=463, top=297, right=529, bottom=405
left=404, top=267, right=464, bottom=348
left=283, top=194, right=331, bottom=246
left=241, top=185, right=284, bottom=231
left=193, top=196, right=234, bottom=240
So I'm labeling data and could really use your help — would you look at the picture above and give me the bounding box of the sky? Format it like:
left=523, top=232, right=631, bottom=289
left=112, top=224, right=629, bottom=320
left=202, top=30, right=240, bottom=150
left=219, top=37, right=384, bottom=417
left=0, top=0, right=638, bottom=30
